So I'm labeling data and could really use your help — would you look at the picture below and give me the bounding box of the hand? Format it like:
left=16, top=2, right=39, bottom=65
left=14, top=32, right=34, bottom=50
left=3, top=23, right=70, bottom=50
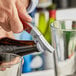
left=0, top=0, right=32, bottom=33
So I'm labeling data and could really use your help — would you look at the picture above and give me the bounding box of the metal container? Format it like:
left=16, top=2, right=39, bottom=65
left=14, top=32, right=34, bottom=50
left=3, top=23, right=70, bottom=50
left=0, top=53, right=22, bottom=76
left=51, top=20, right=76, bottom=76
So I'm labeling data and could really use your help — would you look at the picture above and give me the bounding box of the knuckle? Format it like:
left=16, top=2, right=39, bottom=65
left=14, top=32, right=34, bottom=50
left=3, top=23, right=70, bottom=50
left=0, top=2, right=12, bottom=16
left=13, top=27, right=23, bottom=33
left=0, top=12, right=6, bottom=23
left=6, top=9, right=12, bottom=16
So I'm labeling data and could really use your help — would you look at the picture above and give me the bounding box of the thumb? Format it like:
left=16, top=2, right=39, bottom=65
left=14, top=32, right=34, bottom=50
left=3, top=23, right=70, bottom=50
left=19, top=10, right=32, bottom=22
left=16, top=1, right=32, bottom=22
left=9, top=4, right=23, bottom=33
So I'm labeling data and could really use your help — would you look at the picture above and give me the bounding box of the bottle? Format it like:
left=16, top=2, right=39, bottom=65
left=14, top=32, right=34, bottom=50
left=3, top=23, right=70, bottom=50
left=44, top=4, right=56, bottom=44
left=37, top=11, right=47, bottom=35
left=38, top=0, right=52, bottom=8
left=39, top=0, right=51, bottom=3
left=0, top=37, right=39, bottom=56
left=44, top=24, right=51, bottom=43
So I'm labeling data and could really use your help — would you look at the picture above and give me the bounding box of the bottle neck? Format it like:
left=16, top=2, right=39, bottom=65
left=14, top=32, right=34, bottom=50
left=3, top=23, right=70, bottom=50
left=49, top=10, right=56, bottom=19
left=38, top=12, right=46, bottom=25
left=39, top=12, right=45, bottom=19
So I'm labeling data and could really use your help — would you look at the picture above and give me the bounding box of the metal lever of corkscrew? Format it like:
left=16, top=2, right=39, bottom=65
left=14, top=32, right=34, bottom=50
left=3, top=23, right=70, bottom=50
left=20, top=18, right=55, bottom=53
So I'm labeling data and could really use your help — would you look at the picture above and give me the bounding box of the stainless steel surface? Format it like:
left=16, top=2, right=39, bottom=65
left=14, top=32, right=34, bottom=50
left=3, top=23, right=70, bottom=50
left=30, top=23, right=55, bottom=53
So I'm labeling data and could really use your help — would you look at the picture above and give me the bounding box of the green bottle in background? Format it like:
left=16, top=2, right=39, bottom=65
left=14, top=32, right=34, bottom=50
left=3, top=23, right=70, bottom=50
left=44, top=4, right=56, bottom=44
left=37, top=11, right=47, bottom=35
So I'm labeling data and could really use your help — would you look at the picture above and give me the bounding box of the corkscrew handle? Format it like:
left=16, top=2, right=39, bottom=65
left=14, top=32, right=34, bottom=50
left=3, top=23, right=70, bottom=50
left=20, top=17, right=32, bottom=33
left=0, top=38, right=39, bottom=56
left=0, top=37, right=35, bottom=46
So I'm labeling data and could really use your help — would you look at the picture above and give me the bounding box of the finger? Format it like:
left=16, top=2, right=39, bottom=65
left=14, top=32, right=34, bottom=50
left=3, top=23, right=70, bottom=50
left=0, top=9, right=11, bottom=32
left=0, top=9, right=6, bottom=23
left=9, top=4, right=23, bottom=33
left=16, top=1, right=32, bottom=22
left=0, top=19, right=11, bottom=32
left=19, top=11, right=32, bottom=22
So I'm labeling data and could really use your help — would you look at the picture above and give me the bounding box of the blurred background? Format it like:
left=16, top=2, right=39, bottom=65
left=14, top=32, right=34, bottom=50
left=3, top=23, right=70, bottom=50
left=14, top=0, right=76, bottom=74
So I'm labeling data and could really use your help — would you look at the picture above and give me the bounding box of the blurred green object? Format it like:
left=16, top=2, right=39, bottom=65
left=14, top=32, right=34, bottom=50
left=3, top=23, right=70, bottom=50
left=44, top=4, right=56, bottom=44
left=44, top=22, right=52, bottom=44
left=37, top=12, right=47, bottom=35
left=37, top=4, right=56, bottom=44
